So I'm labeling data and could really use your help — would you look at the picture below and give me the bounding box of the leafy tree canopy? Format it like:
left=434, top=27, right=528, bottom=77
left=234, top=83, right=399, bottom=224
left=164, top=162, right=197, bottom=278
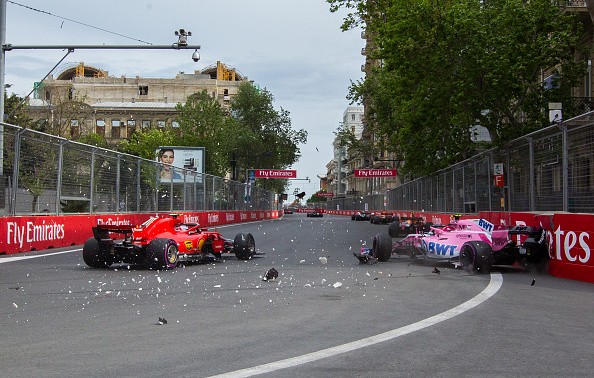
left=230, top=82, right=307, bottom=193
left=119, top=83, right=307, bottom=193
left=329, top=0, right=588, bottom=177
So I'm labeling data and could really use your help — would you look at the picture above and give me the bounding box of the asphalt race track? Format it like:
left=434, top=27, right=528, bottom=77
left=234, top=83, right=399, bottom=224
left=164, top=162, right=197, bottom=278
left=1, top=214, right=593, bottom=377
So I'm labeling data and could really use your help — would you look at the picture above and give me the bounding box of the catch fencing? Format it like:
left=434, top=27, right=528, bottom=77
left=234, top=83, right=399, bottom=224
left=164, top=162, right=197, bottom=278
left=326, top=110, right=594, bottom=214
left=0, top=122, right=276, bottom=216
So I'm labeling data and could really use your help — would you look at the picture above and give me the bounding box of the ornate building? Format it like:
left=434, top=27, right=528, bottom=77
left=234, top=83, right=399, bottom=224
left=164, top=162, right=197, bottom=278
left=26, top=61, right=247, bottom=143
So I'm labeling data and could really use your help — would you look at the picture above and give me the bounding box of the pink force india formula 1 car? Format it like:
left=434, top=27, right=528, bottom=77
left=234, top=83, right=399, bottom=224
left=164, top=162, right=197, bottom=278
left=83, top=214, right=260, bottom=270
left=355, top=218, right=548, bottom=273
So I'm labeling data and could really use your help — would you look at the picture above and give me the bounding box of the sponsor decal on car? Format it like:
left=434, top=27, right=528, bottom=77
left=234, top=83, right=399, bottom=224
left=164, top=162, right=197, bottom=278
left=421, top=239, right=457, bottom=256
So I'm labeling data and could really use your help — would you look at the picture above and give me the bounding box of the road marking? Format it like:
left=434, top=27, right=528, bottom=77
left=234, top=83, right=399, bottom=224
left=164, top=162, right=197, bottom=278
left=210, top=273, right=503, bottom=378
left=0, top=249, right=80, bottom=264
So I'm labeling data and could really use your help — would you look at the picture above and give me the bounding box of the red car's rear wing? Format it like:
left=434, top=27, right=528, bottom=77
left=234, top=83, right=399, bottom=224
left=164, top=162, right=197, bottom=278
left=92, top=224, right=135, bottom=240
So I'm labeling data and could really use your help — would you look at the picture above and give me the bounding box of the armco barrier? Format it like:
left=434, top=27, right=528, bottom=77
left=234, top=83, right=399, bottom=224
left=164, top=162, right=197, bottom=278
left=328, top=209, right=593, bottom=284
left=0, top=210, right=280, bottom=255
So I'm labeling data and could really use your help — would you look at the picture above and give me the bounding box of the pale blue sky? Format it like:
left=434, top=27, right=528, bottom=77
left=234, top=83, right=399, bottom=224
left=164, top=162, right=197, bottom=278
left=4, top=0, right=365, bottom=197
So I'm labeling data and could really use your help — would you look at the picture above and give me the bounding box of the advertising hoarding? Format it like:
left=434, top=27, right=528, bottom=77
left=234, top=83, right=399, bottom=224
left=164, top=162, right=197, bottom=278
left=156, top=146, right=205, bottom=182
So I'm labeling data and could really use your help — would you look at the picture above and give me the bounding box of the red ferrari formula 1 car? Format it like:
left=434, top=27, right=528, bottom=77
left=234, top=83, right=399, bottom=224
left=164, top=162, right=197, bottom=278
left=83, top=214, right=260, bottom=270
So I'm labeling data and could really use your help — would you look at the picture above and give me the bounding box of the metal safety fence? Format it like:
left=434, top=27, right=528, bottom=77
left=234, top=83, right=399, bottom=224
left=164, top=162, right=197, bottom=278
left=326, top=111, right=594, bottom=214
left=0, top=122, right=276, bottom=216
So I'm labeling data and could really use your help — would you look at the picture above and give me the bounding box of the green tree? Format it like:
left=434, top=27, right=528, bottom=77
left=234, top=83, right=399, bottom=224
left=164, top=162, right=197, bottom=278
left=306, top=190, right=329, bottom=204
left=2, top=92, right=57, bottom=212
left=329, top=0, right=588, bottom=176
left=230, top=82, right=307, bottom=192
left=175, top=90, right=235, bottom=177
left=118, top=128, right=178, bottom=160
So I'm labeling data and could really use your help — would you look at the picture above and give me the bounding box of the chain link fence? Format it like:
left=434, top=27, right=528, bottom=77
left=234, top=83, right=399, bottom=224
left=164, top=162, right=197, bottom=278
left=0, top=122, right=276, bottom=215
left=326, top=111, right=594, bottom=214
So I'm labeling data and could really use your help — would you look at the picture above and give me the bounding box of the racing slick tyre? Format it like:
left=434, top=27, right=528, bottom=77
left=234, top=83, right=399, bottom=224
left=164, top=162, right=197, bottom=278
left=146, top=238, right=179, bottom=270
left=388, top=222, right=400, bottom=238
left=460, top=241, right=493, bottom=274
left=371, top=216, right=381, bottom=224
left=372, top=233, right=393, bottom=262
left=83, top=237, right=113, bottom=268
left=234, top=233, right=256, bottom=260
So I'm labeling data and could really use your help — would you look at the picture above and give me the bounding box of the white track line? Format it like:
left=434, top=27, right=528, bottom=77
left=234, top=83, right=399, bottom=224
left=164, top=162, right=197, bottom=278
left=0, top=249, right=81, bottom=263
left=210, top=273, right=503, bottom=378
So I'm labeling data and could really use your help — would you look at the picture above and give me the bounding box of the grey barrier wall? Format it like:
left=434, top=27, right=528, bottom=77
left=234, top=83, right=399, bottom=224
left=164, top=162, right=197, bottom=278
left=0, top=122, right=276, bottom=215
left=326, top=111, right=594, bottom=214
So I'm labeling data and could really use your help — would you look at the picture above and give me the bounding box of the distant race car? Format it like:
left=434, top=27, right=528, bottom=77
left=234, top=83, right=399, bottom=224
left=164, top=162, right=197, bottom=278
left=83, top=214, right=260, bottom=270
left=388, top=216, right=433, bottom=237
left=306, top=208, right=324, bottom=217
left=351, top=211, right=372, bottom=221
left=370, top=211, right=397, bottom=224
left=355, top=218, right=548, bottom=273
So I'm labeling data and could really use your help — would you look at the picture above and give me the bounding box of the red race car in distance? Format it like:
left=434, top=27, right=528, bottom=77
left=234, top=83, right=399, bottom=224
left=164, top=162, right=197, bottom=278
left=83, top=214, right=259, bottom=270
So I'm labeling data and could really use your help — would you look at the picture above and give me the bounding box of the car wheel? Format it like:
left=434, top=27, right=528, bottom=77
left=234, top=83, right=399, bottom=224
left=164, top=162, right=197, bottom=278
left=460, top=241, right=493, bottom=274
left=372, top=234, right=392, bottom=262
left=146, top=238, right=179, bottom=270
left=234, top=233, right=256, bottom=260
left=388, top=222, right=400, bottom=238
left=372, top=216, right=380, bottom=224
left=82, top=237, right=113, bottom=268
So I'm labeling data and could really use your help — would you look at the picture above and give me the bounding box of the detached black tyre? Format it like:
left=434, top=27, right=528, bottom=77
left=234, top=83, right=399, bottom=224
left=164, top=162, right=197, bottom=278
left=83, top=237, right=113, bottom=268
left=388, top=222, right=400, bottom=238
left=372, top=234, right=392, bottom=262
left=234, top=233, right=256, bottom=260
left=460, top=241, right=493, bottom=274
left=146, top=238, right=179, bottom=270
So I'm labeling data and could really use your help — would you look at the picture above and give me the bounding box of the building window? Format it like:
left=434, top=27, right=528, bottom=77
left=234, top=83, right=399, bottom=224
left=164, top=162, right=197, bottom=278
left=171, top=121, right=180, bottom=128
left=142, top=120, right=151, bottom=128
left=96, top=119, right=105, bottom=136
left=157, top=120, right=166, bottom=128
left=111, top=120, right=121, bottom=139
left=138, top=85, right=148, bottom=96
left=127, top=120, right=136, bottom=138
left=70, top=119, right=80, bottom=138
left=351, top=114, right=356, bottom=121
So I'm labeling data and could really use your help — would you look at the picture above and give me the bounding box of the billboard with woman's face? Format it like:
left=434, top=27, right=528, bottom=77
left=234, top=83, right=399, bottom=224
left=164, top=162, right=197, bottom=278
left=156, top=146, right=205, bottom=182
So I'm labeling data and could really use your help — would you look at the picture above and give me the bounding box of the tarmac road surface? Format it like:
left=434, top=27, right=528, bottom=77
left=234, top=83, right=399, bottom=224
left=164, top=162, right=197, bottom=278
left=1, top=213, right=592, bottom=377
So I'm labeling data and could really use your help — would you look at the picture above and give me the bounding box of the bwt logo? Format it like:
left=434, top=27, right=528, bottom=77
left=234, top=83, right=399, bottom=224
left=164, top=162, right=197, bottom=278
left=207, top=213, right=219, bottom=223
left=478, top=219, right=494, bottom=233
left=422, top=240, right=457, bottom=256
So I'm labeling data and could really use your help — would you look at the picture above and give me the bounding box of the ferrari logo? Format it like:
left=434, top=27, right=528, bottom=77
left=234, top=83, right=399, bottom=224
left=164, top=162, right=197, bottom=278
left=184, top=241, right=193, bottom=250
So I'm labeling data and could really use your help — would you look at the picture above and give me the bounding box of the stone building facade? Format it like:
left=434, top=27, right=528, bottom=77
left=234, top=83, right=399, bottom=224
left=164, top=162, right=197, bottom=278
left=26, top=61, right=247, bottom=144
